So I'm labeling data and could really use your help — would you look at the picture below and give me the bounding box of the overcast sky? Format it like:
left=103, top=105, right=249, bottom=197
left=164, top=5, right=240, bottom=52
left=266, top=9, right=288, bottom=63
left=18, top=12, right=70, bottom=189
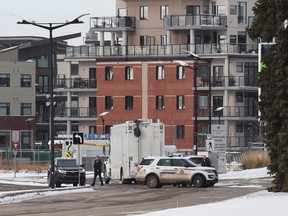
left=0, top=0, right=115, bottom=45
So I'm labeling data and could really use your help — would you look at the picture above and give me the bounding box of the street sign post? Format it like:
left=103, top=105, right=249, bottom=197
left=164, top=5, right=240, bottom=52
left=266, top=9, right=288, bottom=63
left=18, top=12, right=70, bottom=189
left=73, top=132, right=84, bottom=186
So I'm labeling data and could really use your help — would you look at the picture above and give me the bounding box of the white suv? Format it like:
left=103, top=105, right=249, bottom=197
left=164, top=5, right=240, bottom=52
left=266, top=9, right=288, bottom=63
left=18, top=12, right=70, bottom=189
left=136, top=156, right=218, bottom=188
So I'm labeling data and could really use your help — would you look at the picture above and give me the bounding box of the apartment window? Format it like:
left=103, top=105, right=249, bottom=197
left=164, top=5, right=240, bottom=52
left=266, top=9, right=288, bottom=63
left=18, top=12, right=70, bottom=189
left=89, top=126, right=96, bottom=134
left=176, top=125, right=185, bottom=139
left=125, top=96, right=134, bottom=110
left=199, top=96, right=208, bottom=109
left=21, top=74, right=32, bottom=87
left=230, top=5, right=237, bottom=15
left=0, top=131, right=10, bottom=148
left=156, top=96, right=164, bottom=110
left=140, top=35, right=155, bottom=46
left=217, top=5, right=226, bottom=15
left=238, top=2, right=247, bottom=24
left=37, top=55, right=48, bottom=68
left=230, top=35, right=237, bottom=44
left=236, top=92, right=243, bottom=102
left=105, top=96, right=113, bottom=110
left=21, top=103, right=32, bottom=115
left=37, top=75, right=49, bottom=94
left=176, top=66, right=185, bottom=80
left=161, top=35, right=167, bottom=47
left=140, top=6, right=148, bottom=20
left=21, top=131, right=30, bottom=149
left=177, top=96, right=185, bottom=110
left=125, top=66, right=134, bottom=80
left=71, top=64, right=79, bottom=76
left=0, top=103, right=10, bottom=115
left=203, top=5, right=209, bottom=14
left=160, top=5, right=169, bottom=20
left=105, top=67, right=113, bottom=80
left=0, top=74, right=10, bottom=87
left=156, top=66, right=164, bottom=80
left=236, top=62, right=243, bottom=73
left=118, top=8, right=127, bottom=16
left=236, top=122, right=243, bottom=132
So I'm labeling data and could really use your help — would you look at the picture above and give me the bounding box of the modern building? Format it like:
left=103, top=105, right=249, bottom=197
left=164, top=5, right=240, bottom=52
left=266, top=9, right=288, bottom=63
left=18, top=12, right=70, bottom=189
left=60, top=0, right=260, bottom=154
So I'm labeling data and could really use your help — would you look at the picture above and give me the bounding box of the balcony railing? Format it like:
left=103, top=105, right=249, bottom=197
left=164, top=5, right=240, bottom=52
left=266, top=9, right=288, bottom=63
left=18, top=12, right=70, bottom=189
left=66, top=43, right=258, bottom=58
left=164, top=14, right=227, bottom=29
left=55, top=78, right=97, bottom=89
left=90, top=16, right=135, bottom=30
left=54, top=107, right=96, bottom=118
left=197, top=106, right=258, bottom=118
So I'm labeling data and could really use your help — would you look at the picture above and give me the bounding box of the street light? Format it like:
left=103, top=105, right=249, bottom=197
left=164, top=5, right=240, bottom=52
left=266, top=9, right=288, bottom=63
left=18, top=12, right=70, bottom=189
left=17, top=14, right=88, bottom=189
left=215, top=107, right=224, bottom=124
left=99, top=111, right=109, bottom=135
left=25, top=118, right=35, bottom=148
left=173, top=60, right=198, bottom=155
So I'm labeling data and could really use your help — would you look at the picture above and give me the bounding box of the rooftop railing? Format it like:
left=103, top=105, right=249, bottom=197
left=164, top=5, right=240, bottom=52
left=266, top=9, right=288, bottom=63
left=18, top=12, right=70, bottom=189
left=89, top=16, right=135, bottom=29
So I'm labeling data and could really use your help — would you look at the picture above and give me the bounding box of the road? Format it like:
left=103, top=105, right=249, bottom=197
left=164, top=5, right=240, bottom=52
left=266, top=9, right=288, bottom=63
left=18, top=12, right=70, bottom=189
left=0, top=177, right=273, bottom=216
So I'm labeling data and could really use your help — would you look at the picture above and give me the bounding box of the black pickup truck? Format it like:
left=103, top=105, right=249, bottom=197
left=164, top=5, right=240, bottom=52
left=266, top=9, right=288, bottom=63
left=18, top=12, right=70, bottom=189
left=47, top=158, right=86, bottom=187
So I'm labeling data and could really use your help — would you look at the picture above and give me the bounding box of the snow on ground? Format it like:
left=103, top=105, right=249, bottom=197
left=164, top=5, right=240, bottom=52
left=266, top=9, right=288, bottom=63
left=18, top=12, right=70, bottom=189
left=1, top=167, right=288, bottom=216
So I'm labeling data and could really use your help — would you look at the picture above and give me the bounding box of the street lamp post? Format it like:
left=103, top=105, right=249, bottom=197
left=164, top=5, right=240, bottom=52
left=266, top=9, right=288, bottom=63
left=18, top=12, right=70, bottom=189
left=215, top=107, right=224, bottom=124
left=99, top=111, right=109, bottom=135
left=17, top=14, right=88, bottom=189
left=25, top=118, right=34, bottom=148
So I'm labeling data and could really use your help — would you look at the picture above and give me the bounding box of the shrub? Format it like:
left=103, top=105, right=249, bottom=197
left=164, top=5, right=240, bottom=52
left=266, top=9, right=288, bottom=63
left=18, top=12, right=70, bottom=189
left=242, top=150, right=270, bottom=169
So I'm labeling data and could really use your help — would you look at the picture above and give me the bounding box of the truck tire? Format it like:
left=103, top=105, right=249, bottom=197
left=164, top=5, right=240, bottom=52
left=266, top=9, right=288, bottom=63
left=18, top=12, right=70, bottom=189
left=192, top=175, right=205, bottom=188
left=146, top=175, right=159, bottom=188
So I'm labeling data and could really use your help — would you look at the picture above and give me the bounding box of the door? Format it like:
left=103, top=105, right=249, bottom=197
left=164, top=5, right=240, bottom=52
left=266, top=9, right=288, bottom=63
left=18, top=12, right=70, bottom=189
left=238, top=32, right=247, bottom=53
left=89, top=97, right=96, bottom=116
left=186, top=5, right=200, bottom=25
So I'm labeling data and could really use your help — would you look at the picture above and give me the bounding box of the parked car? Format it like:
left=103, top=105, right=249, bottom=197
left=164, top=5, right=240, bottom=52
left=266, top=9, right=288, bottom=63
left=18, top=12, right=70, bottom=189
left=47, top=158, right=86, bottom=187
left=136, top=156, right=218, bottom=188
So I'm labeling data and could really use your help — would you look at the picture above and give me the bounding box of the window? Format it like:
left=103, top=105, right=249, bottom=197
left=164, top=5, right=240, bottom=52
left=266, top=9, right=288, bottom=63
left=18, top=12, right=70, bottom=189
left=156, top=66, right=164, bottom=80
left=21, top=131, right=30, bottom=149
left=236, top=122, right=243, bottom=132
left=176, top=66, right=185, bottom=80
left=71, top=64, right=79, bottom=76
left=199, top=96, right=208, bottom=109
left=21, top=74, right=32, bottom=87
left=230, top=35, right=237, bottom=44
left=230, top=5, right=237, bottom=15
left=0, top=74, right=10, bottom=87
left=37, top=75, right=49, bottom=94
left=140, top=36, right=155, bottom=46
left=176, top=125, right=185, bottom=139
left=156, top=96, right=164, bottom=110
left=177, top=96, right=185, bottom=110
left=236, top=92, right=243, bottom=102
left=125, top=66, right=134, bottom=80
left=37, top=55, right=48, bottom=68
left=118, top=8, right=127, bottom=16
left=140, top=6, right=148, bottom=20
left=105, top=96, right=113, bottom=110
left=89, top=126, right=96, bottom=134
left=0, top=131, right=10, bottom=148
left=217, top=5, right=226, bottom=15
left=157, top=159, right=171, bottom=166
left=236, top=62, right=243, bottom=73
left=0, top=103, right=10, bottom=115
left=160, top=5, right=169, bottom=20
left=238, top=2, right=247, bottom=24
left=105, top=67, right=113, bottom=80
left=125, top=96, right=134, bottom=110
left=21, top=103, right=32, bottom=115
left=161, top=35, right=167, bottom=47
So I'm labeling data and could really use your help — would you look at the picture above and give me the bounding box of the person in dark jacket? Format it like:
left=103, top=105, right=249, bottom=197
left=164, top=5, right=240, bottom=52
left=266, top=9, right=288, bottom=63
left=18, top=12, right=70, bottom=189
left=91, top=156, right=104, bottom=186
left=201, top=155, right=212, bottom=167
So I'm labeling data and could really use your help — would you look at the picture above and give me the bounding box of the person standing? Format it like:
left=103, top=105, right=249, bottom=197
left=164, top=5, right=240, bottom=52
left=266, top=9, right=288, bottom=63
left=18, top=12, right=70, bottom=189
left=201, top=155, right=212, bottom=167
left=91, top=156, right=104, bottom=186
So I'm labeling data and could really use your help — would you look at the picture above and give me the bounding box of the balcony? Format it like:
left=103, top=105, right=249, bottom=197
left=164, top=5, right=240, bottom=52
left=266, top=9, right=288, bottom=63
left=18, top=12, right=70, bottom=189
left=54, top=78, right=97, bottom=92
left=54, top=107, right=97, bottom=121
left=66, top=43, right=258, bottom=58
left=90, top=16, right=136, bottom=32
left=164, top=14, right=227, bottom=30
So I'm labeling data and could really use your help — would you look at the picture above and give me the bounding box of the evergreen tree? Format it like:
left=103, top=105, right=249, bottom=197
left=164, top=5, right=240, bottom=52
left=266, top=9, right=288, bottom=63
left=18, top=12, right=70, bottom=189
left=247, top=0, right=288, bottom=192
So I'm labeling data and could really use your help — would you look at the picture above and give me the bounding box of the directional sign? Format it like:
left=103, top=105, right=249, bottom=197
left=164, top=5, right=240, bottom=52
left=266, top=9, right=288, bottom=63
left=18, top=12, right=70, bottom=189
left=73, top=132, right=84, bottom=144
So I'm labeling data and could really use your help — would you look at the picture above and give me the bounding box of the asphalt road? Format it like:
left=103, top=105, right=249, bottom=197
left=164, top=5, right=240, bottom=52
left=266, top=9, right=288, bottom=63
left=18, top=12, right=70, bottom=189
left=0, top=177, right=273, bottom=216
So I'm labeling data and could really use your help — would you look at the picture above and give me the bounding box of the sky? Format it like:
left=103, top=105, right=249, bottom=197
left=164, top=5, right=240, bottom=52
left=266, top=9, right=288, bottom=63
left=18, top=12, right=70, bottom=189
left=0, top=0, right=115, bottom=46
left=1, top=167, right=288, bottom=216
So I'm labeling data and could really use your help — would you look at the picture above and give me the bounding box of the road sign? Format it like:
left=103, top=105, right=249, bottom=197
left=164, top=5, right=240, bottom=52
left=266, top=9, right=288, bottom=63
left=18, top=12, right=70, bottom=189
left=12, top=141, right=20, bottom=150
left=66, top=151, right=73, bottom=158
left=205, top=139, right=215, bottom=152
left=34, top=141, right=43, bottom=145
left=73, top=132, right=84, bottom=144
left=211, top=125, right=226, bottom=153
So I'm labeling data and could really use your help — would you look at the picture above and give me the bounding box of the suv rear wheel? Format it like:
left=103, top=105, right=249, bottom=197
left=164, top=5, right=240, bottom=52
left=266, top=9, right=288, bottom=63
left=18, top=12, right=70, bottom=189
left=146, top=175, right=159, bottom=188
left=192, top=175, right=205, bottom=188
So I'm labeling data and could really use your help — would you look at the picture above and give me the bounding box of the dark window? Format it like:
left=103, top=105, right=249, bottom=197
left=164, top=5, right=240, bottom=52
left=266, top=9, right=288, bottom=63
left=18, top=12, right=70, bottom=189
left=176, top=125, right=185, bottom=139
left=236, top=122, right=243, bottom=132
left=176, top=66, right=185, bottom=80
left=238, top=2, right=247, bottom=24
left=105, top=67, right=113, bottom=80
left=157, top=159, right=171, bottom=166
left=230, top=5, right=237, bottom=15
left=37, top=55, right=48, bottom=68
left=105, top=96, right=113, bottom=110
left=21, top=103, right=32, bottom=115
left=236, top=92, right=243, bottom=102
left=125, top=66, right=134, bottom=80
left=71, top=64, right=79, bottom=76
left=21, top=74, right=32, bottom=87
left=177, top=96, right=185, bottom=110
left=160, top=5, right=169, bottom=19
left=156, top=96, right=164, bottom=110
left=0, top=74, right=10, bottom=87
left=140, top=6, right=148, bottom=20
left=230, top=35, right=237, bottom=44
left=0, top=103, right=10, bottom=115
left=140, top=159, right=154, bottom=165
left=125, top=96, right=134, bottom=110
left=21, top=131, right=30, bottom=149
left=37, top=75, right=49, bottom=94
left=0, top=131, right=10, bottom=148
left=156, top=66, right=164, bottom=80
left=171, top=159, right=190, bottom=167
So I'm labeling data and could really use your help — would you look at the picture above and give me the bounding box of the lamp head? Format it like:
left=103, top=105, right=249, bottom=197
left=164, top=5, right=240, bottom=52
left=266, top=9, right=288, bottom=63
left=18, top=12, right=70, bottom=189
left=99, top=111, right=109, bottom=117
left=215, top=107, right=224, bottom=111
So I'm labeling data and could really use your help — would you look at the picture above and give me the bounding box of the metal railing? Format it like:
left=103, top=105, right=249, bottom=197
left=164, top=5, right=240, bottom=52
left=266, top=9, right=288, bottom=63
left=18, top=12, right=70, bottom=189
left=65, top=43, right=258, bottom=58
left=89, top=16, right=135, bottom=29
left=54, top=107, right=97, bottom=118
left=55, top=78, right=97, bottom=89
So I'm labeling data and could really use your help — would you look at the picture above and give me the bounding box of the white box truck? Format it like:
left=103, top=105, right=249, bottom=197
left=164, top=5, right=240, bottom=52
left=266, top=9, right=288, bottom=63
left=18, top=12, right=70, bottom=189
left=106, top=119, right=165, bottom=184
